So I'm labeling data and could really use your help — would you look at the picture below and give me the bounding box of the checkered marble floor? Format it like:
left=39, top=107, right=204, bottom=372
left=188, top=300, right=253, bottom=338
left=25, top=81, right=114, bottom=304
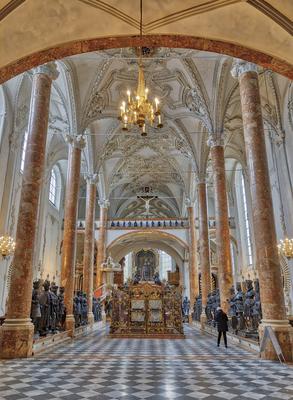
left=0, top=325, right=292, bottom=400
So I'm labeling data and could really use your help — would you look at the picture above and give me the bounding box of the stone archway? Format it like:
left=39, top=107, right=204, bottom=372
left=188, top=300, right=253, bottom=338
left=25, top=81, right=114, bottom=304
left=1, top=35, right=292, bottom=84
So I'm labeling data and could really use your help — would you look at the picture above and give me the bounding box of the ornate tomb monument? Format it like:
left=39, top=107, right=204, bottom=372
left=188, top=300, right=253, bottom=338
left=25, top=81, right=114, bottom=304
left=109, top=281, right=184, bottom=338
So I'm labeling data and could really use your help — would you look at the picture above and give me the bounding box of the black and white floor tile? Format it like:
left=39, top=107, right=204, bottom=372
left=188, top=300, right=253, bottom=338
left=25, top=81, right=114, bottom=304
left=0, top=325, right=292, bottom=399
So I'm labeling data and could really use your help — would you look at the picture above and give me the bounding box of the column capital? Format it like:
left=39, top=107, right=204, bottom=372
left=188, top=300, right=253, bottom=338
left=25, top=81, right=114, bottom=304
left=85, top=173, right=98, bottom=185
left=66, top=134, right=86, bottom=150
left=196, top=173, right=207, bottom=184
left=231, top=59, right=258, bottom=79
left=185, top=198, right=194, bottom=209
left=207, top=134, right=224, bottom=148
left=33, top=62, right=59, bottom=80
left=99, top=199, right=110, bottom=209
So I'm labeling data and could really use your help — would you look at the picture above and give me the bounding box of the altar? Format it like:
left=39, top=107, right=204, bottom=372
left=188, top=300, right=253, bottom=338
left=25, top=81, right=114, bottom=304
left=109, top=282, right=184, bottom=338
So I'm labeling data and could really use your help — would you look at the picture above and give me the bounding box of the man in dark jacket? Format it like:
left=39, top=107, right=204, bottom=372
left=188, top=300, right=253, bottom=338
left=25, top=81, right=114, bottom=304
left=215, top=306, right=228, bottom=348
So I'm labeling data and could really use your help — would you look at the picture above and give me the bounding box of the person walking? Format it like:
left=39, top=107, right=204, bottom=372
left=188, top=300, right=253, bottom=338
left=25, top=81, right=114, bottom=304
left=215, top=306, right=228, bottom=348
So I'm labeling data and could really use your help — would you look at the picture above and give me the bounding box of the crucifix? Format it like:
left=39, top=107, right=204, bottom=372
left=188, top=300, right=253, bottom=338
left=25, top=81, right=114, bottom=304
left=137, top=195, right=158, bottom=217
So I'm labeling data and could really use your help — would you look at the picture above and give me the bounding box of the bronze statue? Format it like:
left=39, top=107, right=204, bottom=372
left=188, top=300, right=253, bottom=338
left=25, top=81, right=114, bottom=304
left=39, top=280, right=51, bottom=336
left=73, top=291, right=82, bottom=327
left=182, top=296, right=190, bottom=321
left=58, top=286, right=66, bottom=330
left=194, top=295, right=202, bottom=321
left=49, top=283, right=59, bottom=334
left=31, top=280, right=41, bottom=333
left=81, top=293, right=88, bottom=325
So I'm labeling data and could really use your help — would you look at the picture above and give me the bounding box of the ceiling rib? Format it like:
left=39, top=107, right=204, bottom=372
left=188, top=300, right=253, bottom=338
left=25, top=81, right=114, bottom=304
left=0, top=0, right=25, bottom=22
left=78, top=0, right=140, bottom=30
left=144, top=0, right=241, bottom=32
left=247, top=0, right=293, bottom=36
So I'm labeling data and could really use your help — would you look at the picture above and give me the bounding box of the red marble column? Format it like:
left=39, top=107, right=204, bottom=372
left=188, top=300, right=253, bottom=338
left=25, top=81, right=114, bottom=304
left=186, top=202, right=199, bottom=313
left=198, top=177, right=211, bottom=328
left=232, top=59, right=293, bottom=361
left=0, top=63, right=58, bottom=358
left=61, top=135, right=85, bottom=336
left=95, top=200, right=109, bottom=288
left=209, top=137, right=233, bottom=313
left=83, top=174, right=97, bottom=326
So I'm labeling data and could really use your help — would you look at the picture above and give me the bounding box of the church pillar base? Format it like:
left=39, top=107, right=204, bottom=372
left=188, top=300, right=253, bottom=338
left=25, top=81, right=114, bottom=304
left=64, top=315, right=75, bottom=337
left=87, top=313, right=94, bottom=327
left=0, top=319, right=34, bottom=359
left=259, top=320, right=293, bottom=362
left=200, top=313, right=207, bottom=330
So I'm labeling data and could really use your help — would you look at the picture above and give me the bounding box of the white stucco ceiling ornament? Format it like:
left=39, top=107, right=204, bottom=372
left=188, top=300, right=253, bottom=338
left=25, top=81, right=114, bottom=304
left=48, top=115, right=69, bottom=135
left=182, top=59, right=212, bottom=131
left=81, top=59, right=111, bottom=129
left=98, top=47, right=198, bottom=66
left=86, top=92, right=105, bottom=120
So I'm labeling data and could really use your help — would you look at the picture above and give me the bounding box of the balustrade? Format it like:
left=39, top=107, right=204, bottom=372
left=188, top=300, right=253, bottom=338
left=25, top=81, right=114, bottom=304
left=76, top=217, right=235, bottom=230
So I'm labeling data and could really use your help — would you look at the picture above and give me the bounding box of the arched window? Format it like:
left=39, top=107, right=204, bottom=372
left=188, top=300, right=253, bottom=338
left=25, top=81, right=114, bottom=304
left=20, top=130, right=28, bottom=173
left=235, top=165, right=253, bottom=266
left=240, top=173, right=253, bottom=265
left=49, top=169, right=57, bottom=205
left=160, top=251, right=172, bottom=280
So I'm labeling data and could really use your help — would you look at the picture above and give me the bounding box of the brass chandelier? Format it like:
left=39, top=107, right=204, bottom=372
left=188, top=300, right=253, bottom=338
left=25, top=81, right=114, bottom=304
left=0, top=235, right=16, bottom=259
left=118, top=0, right=163, bottom=136
left=278, top=238, right=293, bottom=259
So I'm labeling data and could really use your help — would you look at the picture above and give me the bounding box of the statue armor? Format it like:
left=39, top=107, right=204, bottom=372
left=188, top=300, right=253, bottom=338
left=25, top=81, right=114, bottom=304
left=49, top=283, right=59, bottom=333
left=31, top=280, right=41, bottom=333
left=39, top=280, right=51, bottom=336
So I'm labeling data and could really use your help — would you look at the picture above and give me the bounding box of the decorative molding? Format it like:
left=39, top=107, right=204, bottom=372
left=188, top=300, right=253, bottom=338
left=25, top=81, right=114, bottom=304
left=231, top=59, right=258, bottom=79
left=33, top=62, right=59, bottom=81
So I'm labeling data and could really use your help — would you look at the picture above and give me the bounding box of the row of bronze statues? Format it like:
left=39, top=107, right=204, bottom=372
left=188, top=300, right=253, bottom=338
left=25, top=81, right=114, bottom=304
left=110, top=220, right=185, bottom=228
left=31, top=280, right=102, bottom=337
left=192, top=280, right=262, bottom=338
left=228, top=280, right=262, bottom=336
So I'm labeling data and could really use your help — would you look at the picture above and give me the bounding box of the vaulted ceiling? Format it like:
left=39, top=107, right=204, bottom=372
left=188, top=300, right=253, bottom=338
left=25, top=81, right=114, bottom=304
left=0, top=0, right=292, bottom=83
left=2, top=46, right=292, bottom=220
left=64, top=48, right=239, bottom=218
